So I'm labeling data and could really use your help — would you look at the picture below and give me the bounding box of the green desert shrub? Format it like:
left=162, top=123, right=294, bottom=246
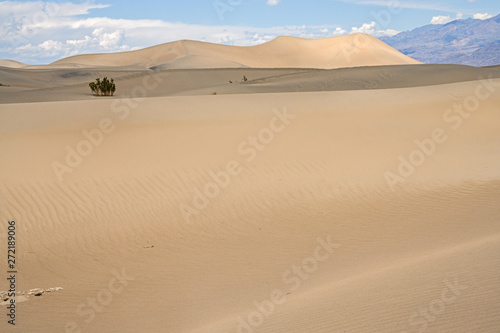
left=89, top=77, right=116, bottom=96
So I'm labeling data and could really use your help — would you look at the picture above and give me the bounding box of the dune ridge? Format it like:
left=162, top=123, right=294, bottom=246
left=0, top=59, right=27, bottom=68
left=47, top=34, right=420, bottom=69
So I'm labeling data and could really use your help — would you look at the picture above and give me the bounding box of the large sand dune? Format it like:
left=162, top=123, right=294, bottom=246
left=1, top=35, right=500, bottom=333
left=48, top=34, right=420, bottom=69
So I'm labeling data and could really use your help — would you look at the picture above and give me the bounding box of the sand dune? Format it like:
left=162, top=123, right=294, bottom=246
left=48, top=34, right=420, bottom=69
left=0, top=65, right=149, bottom=89
left=1, top=34, right=499, bottom=332
left=0, top=59, right=27, bottom=68
left=1, top=74, right=500, bottom=332
left=1, top=64, right=499, bottom=104
left=150, top=55, right=249, bottom=70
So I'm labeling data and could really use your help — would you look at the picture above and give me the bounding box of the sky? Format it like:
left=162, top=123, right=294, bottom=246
left=0, top=0, right=498, bottom=64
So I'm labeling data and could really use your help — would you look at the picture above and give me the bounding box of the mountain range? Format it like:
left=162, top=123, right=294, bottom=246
left=381, top=13, right=500, bottom=67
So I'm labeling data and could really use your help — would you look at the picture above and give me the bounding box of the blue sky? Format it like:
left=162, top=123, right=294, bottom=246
left=0, top=0, right=498, bottom=64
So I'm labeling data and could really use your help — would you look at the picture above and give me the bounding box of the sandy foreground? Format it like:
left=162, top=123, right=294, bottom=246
left=1, top=35, right=500, bottom=332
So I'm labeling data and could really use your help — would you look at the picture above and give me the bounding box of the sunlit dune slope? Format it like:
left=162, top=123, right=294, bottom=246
left=49, top=34, right=420, bottom=69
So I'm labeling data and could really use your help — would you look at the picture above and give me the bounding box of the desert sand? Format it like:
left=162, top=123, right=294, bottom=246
left=1, top=34, right=499, bottom=333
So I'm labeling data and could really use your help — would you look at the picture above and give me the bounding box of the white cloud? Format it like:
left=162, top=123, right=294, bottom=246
left=430, top=12, right=465, bottom=25
left=16, top=28, right=130, bottom=58
left=333, top=27, right=348, bottom=35
left=266, top=0, right=281, bottom=5
left=350, top=21, right=399, bottom=37
left=473, top=13, right=493, bottom=20
left=338, top=0, right=455, bottom=12
left=91, top=28, right=126, bottom=49
left=0, top=1, right=109, bottom=17
left=351, top=21, right=377, bottom=34
left=431, top=15, right=453, bottom=25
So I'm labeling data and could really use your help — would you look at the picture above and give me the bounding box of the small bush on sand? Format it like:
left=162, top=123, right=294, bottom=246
left=89, top=77, right=116, bottom=96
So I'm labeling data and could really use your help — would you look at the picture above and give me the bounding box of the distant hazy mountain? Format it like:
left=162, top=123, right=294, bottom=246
left=381, top=14, right=500, bottom=67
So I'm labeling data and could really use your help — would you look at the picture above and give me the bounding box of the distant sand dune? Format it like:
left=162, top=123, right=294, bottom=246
left=48, top=34, right=420, bottom=69
left=0, top=59, right=27, bottom=68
